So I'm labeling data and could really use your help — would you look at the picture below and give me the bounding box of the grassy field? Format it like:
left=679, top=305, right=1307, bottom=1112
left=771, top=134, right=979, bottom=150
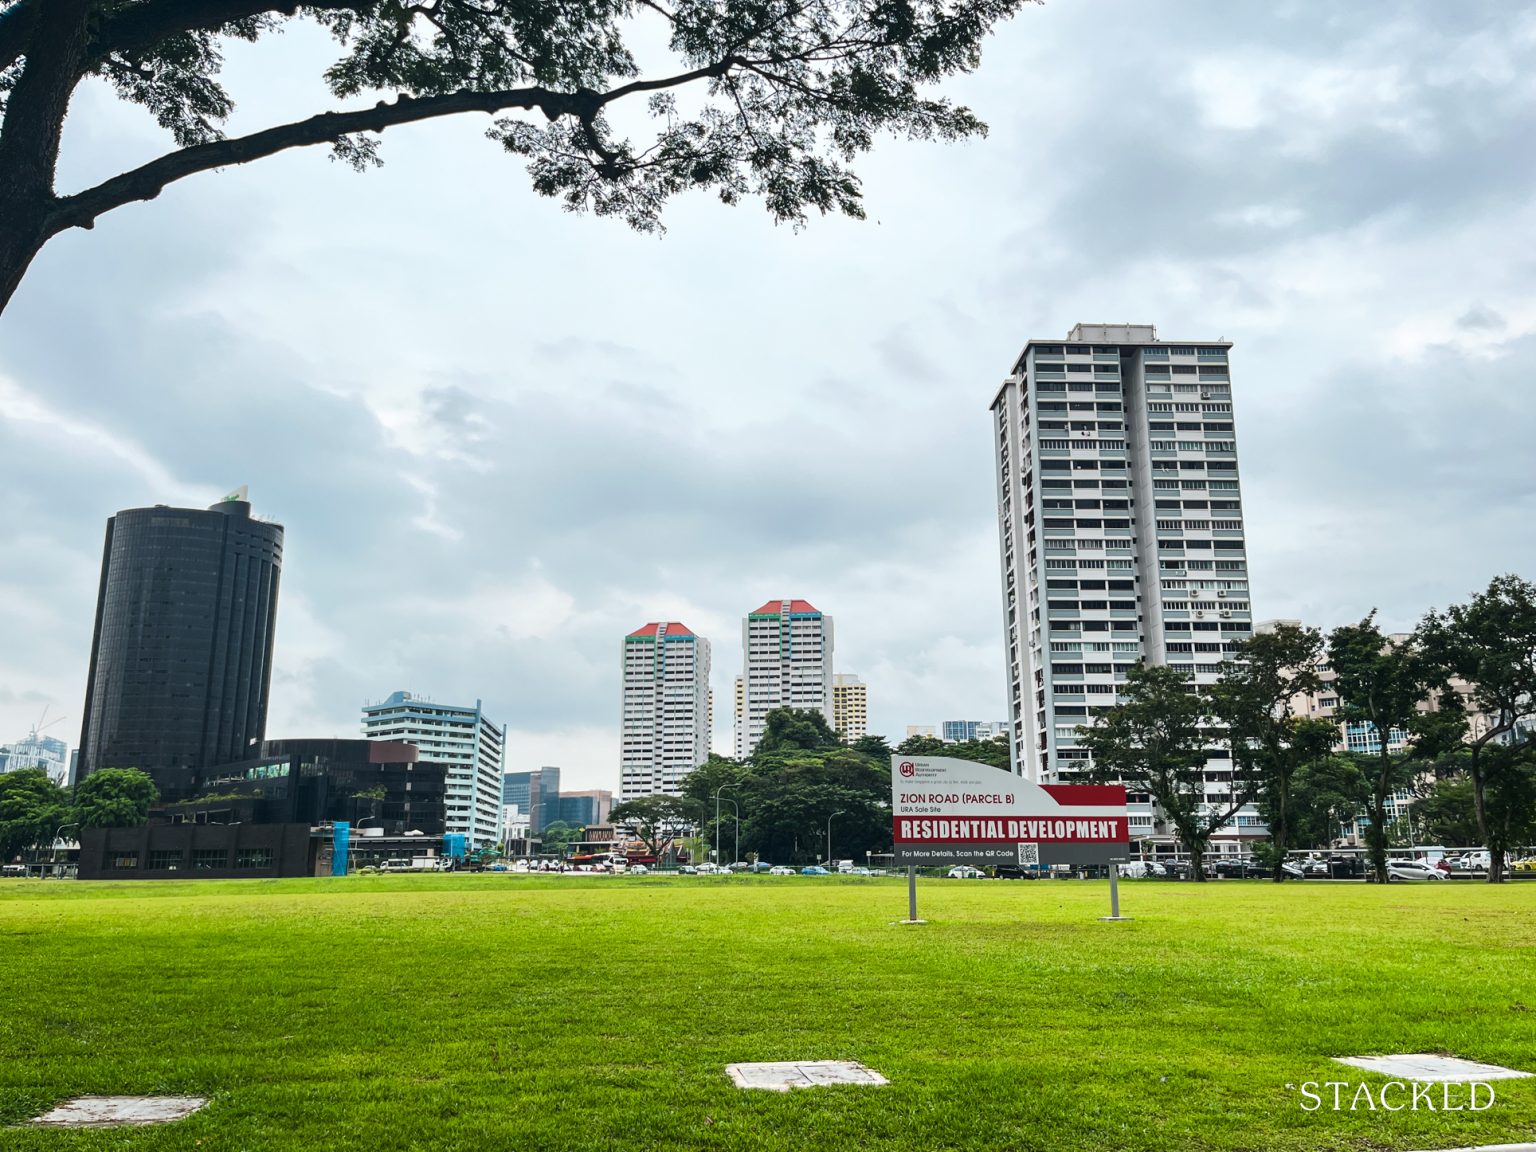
left=1, top=876, right=1533, bottom=1152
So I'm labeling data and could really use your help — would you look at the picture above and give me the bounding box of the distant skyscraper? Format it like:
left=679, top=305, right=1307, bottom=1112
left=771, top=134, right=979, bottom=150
left=735, top=600, right=833, bottom=758
left=0, top=733, right=68, bottom=784
left=77, top=491, right=282, bottom=801
left=502, top=766, right=562, bottom=834
left=992, top=324, right=1257, bottom=845
left=832, top=674, right=868, bottom=742
left=557, top=789, right=614, bottom=828
left=362, top=692, right=504, bottom=845
left=621, top=622, right=711, bottom=800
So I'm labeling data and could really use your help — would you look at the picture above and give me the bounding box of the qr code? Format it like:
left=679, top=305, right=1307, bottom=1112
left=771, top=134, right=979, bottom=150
left=1016, top=843, right=1040, bottom=865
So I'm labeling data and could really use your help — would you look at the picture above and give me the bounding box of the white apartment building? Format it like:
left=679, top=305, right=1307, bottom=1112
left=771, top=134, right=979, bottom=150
left=832, top=674, right=868, bottom=742
left=621, top=622, right=711, bottom=800
left=734, top=599, right=834, bottom=757
left=361, top=691, right=505, bottom=845
left=940, top=720, right=1010, bottom=743
left=992, top=324, right=1260, bottom=850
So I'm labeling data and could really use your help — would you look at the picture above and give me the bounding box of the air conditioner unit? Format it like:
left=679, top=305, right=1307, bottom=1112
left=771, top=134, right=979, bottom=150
left=1201, top=391, right=1211, bottom=399
left=1216, top=590, right=1227, bottom=598
left=1220, top=610, right=1232, bottom=618
left=1194, top=610, right=1205, bottom=618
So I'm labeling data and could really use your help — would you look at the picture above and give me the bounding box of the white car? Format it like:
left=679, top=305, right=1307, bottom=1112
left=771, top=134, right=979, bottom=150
left=768, top=866, right=795, bottom=876
left=627, top=864, right=649, bottom=875
left=1387, top=860, right=1445, bottom=881
left=947, top=866, right=984, bottom=879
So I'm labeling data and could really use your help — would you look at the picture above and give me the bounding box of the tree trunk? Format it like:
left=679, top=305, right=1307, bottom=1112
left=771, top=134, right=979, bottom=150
left=0, top=205, right=49, bottom=315
left=1367, top=748, right=1392, bottom=884
left=1272, top=773, right=1291, bottom=882
left=0, top=0, right=94, bottom=318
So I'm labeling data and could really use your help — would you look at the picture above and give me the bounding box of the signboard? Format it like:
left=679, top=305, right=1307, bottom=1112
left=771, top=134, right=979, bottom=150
left=331, top=821, right=350, bottom=877
left=891, top=755, right=1128, bottom=869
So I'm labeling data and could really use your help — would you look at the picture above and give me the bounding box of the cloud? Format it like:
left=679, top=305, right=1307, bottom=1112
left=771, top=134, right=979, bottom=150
left=3, top=0, right=1535, bottom=790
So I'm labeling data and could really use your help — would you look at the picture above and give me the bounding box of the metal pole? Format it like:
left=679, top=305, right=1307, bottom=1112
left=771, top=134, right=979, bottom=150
left=908, top=865, right=917, bottom=921
left=1099, top=864, right=1132, bottom=921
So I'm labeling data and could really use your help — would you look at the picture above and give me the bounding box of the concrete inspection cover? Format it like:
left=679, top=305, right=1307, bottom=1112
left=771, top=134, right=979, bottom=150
left=726, top=1061, right=889, bottom=1091
left=1333, top=1055, right=1533, bottom=1082
left=28, top=1096, right=209, bottom=1127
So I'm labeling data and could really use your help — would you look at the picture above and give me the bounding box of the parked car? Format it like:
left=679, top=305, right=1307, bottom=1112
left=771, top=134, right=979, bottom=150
left=1279, top=860, right=1307, bottom=879
left=1460, top=850, right=1492, bottom=872
left=1387, top=859, right=1446, bottom=882
left=995, top=864, right=1041, bottom=880
left=1323, top=855, right=1366, bottom=879
left=947, top=866, right=985, bottom=879
left=800, top=865, right=830, bottom=876
left=628, top=864, right=649, bottom=875
left=676, top=865, right=697, bottom=875
left=768, top=865, right=795, bottom=876
left=1511, top=856, right=1536, bottom=872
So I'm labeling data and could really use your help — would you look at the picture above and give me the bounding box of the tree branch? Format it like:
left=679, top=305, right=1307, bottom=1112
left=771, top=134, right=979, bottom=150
left=44, top=57, right=738, bottom=234
left=89, top=0, right=360, bottom=63
left=0, top=0, right=39, bottom=74
left=45, top=84, right=554, bottom=232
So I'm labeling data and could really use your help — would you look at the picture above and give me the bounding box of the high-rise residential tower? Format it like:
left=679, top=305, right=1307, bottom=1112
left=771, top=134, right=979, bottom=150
left=992, top=325, right=1256, bottom=845
left=361, top=691, right=504, bottom=845
left=832, top=674, right=868, bottom=742
left=734, top=600, right=834, bottom=758
left=620, top=622, right=711, bottom=800
left=77, top=490, right=282, bottom=801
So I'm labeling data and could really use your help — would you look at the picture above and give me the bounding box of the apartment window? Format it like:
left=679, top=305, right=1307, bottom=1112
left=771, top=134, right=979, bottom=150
left=110, top=852, right=139, bottom=870
left=236, top=848, right=274, bottom=870
left=148, top=849, right=184, bottom=871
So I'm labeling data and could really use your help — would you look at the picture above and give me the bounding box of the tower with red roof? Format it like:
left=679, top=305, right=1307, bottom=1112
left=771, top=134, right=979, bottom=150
left=734, top=599, right=835, bottom=757
left=620, top=622, right=711, bottom=800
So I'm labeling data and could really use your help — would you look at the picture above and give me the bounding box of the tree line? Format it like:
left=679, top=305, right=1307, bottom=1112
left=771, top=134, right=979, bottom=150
left=1078, top=574, right=1536, bottom=884
left=0, top=766, right=157, bottom=863
left=608, top=709, right=1011, bottom=867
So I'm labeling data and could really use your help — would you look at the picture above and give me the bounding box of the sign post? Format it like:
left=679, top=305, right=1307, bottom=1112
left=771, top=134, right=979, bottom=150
left=891, top=756, right=1130, bottom=922
left=900, top=864, right=924, bottom=925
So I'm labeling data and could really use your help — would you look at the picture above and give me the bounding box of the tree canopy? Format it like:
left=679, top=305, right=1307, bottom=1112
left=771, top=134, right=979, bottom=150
left=678, top=707, right=890, bottom=864
left=1076, top=662, right=1234, bottom=881
left=0, top=768, right=70, bottom=861
left=0, top=0, right=1038, bottom=312
left=72, top=766, right=158, bottom=829
left=1327, top=613, right=1462, bottom=883
left=1209, top=623, right=1334, bottom=880
left=608, top=793, right=701, bottom=858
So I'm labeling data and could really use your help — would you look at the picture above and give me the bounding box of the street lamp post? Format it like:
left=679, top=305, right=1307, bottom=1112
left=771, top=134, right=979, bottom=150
left=717, top=798, right=739, bottom=867
left=827, top=810, right=845, bottom=872
left=51, top=822, right=79, bottom=878
left=713, top=783, right=737, bottom=865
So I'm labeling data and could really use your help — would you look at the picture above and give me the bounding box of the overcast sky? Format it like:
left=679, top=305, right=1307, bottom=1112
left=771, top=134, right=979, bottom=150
left=3, top=1, right=1534, bottom=790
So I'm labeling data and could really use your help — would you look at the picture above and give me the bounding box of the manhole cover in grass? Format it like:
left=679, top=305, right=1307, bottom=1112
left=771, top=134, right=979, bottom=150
left=726, top=1061, right=888, bottom=1091
left=28, top=1096, right=208, bottom=1127
left=1334, top=1055, right=1533, bottom=1082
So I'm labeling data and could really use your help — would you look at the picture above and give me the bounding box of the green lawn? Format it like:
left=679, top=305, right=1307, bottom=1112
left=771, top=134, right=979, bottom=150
left=2, top=876, right=1533, bottom=1152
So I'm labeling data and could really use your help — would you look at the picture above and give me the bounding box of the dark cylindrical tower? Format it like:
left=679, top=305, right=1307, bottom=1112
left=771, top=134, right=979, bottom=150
left=77, top=494, right=283, bottom=801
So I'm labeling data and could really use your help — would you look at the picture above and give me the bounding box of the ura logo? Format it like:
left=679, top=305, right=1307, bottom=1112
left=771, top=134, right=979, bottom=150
left=898, top=761, right=917, bottom=777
